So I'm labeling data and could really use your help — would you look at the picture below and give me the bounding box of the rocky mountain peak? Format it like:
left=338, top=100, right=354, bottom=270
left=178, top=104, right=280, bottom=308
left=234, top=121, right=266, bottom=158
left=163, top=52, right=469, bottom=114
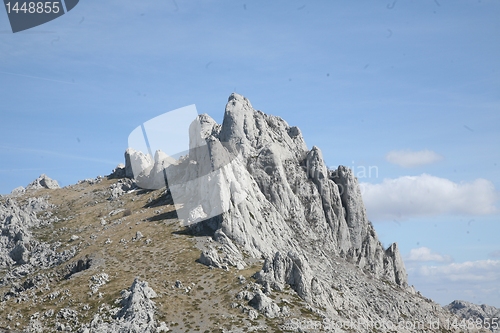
left=125, top=93, right=413, bottom=319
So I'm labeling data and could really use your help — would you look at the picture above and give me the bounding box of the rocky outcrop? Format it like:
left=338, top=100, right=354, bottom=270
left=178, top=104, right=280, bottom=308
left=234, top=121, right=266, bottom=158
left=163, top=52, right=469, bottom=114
left=198, top=243, right=245, bottom=271
left=115, top=278, right=158, bottom=329
left=86, top=278, right=168, bottom=333
left=235, top=282, right=288, bottom=319
left=1, top=197, right=46, bottom=267
left=125, top=93, right=411, bottom=318
left=198, top=247, right=223, bottom=268
left=124, top=148, right=153, bottom=183
left=108, top=178, right=137, bottom=200
left=247, top=289, right=282, bottom=318
left=26, top=174, right=60, bottom=190
left=0, top=196, right=74, bottom=285
left=10, top=186, right=25, bottom=196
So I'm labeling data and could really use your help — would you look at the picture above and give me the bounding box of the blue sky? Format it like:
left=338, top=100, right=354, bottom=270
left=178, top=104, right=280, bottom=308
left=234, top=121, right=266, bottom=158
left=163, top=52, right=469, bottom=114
left=1, top=0, right=499, bottom=307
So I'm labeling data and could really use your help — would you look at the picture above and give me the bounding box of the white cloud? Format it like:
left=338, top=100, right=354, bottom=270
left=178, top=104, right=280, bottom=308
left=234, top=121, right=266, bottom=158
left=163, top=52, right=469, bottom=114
left=360, top=174, right=498, bottom=221
left=415, top=260, right=500, bottom=283
left=406, top=247, right=452, bottom=263
left=386, top=149, right=443, bottom=168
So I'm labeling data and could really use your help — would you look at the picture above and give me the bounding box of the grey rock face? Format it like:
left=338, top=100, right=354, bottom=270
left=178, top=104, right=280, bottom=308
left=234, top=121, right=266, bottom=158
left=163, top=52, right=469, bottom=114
left=26, top=174, right=60, bottom=190
left=236, top=283, right=286, bottom=319
left=248, top=290, right=282, bottom=318
left=330, top=165, right=369, bottom=252
left=195, top=94, right=407, bottom=277
left=198, top=247, right=224, bottom=269
left=1, top=198, right=44, bottom=268
left=9, top=242, right=30, bottom=265
left=124, top=149, right=137, bottom=179
left=196, top=229, right=246, bottom=270
left=124, top=148, right=153, bottom=183
left=116, top=278, right=158, bottom=326
left=254, top=251, right=314, bottom=302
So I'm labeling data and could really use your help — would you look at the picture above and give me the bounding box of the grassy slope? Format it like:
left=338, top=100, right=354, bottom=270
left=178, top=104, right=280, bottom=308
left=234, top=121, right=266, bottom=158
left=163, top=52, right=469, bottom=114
left=0, top=178, right=318, bottom=332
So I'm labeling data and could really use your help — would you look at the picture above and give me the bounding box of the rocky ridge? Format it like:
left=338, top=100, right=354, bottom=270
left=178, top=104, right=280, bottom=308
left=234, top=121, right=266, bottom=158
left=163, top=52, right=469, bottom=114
left=126, top=93, right=409, bottom=291
left=123, top=93, right=488, bottom=331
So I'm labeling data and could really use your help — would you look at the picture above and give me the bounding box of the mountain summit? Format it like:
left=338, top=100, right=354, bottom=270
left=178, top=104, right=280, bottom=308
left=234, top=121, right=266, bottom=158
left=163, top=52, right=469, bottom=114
left=128, top=93, right=409, bottom=290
